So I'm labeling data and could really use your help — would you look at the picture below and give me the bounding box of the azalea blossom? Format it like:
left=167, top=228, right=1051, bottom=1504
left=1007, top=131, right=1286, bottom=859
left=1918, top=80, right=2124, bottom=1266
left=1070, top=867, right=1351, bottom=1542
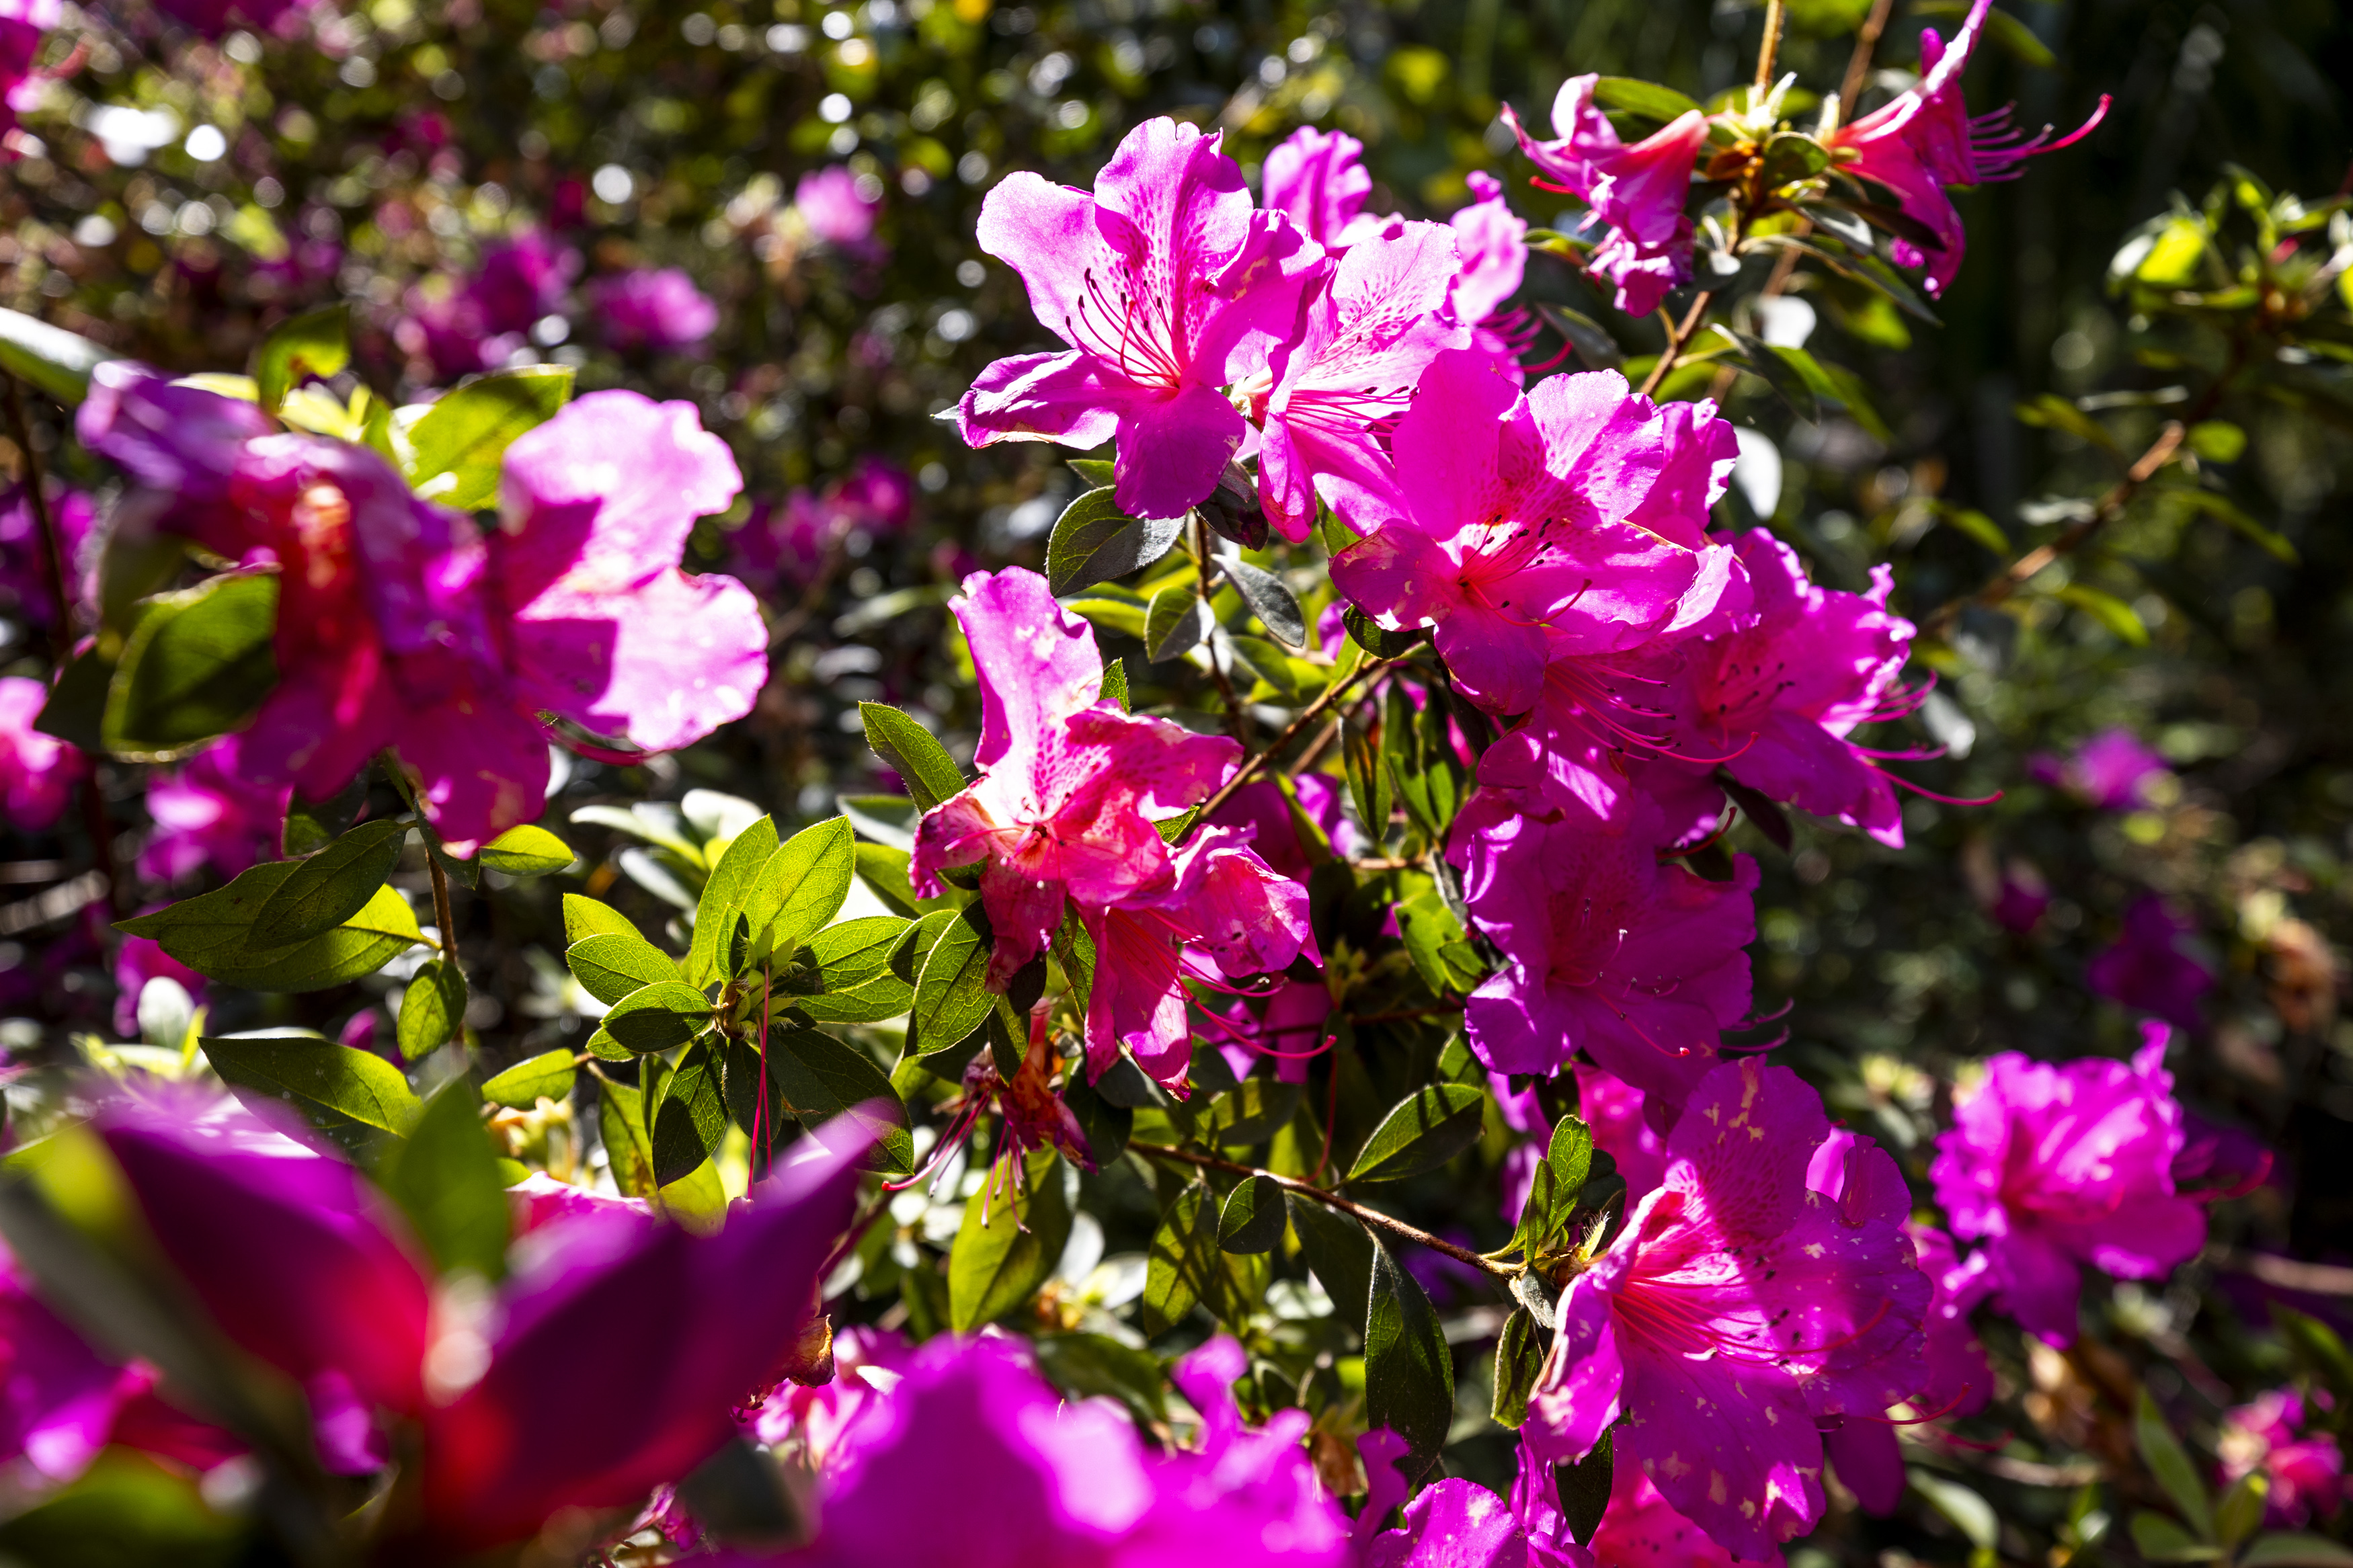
left=795, top=164, right=885, bottom=253
left=2219, top=1390, right=2346, bottom=1527
left=1525, top=1059, right=1930, bottom=1560
left=1452, top=790, right=1756, bottom=1118
left=76, top=360, right=276, bottom=555
left=2030, top=726, right=2168, bottom=810
left=1589, top=1462, right=1763, bottom=1567
left=1929, top=1024, right=2207, bottom=1346
left=1826, top=0, right=2108, bottom=297
left=958, top=116, right=1322, bottom=520
left=0, top=0, right=60, bottom=151
left=590, top=265, right=721, bottom=352
left=1327, top=350, right=1738, bottom=715
left=0, top=481, right=94, bottom=627
left=0, top=675, right=80, bottom=831
left=910, top=567, right=1244, bottom=993
left=1449, top=171, right=1533, bottom=367
left=1504, top=75, right=1708, bottom=317
left=137, top=733, right=290, bottom=884
left=1260, top=125, right=1392, bottom=253
left=2087, top=895, right=2216, bottom=1029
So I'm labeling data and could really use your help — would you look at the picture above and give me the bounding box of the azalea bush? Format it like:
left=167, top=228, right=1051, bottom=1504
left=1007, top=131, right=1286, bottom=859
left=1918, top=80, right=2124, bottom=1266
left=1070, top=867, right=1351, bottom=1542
left=0, top=0, right=2349, bottom=1561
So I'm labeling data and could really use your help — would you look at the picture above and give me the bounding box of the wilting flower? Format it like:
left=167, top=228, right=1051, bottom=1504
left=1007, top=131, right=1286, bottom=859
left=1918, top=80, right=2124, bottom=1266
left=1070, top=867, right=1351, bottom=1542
left=0, top=675, right=81, bottom=831
left=911, top=567, right=1243, bottom=992
left=2030, top=727, right=2168, bottom=810
left=2219, top=1390, right=2346, bottom=1527
left=0, top=482, right=94, bottom=626
left=794, top=165, right=884, bottom=252
left=93, top=1095, right=859, bottom=1553
left=1929, top=1024, right=2207, bottom=1347
left=591, top=266, right=721, bottom=352
left=735, top=1333, right=1349, bottom=1568
left=1252, top=220, right=1471, bottom=542
left=958, top=116, right=1322, bottom=520
left=1826, top=0, right=2108, bottom=297
left=1328, top=351, right=1737, bottom=715
left=137, top=733, right=290, bottom=884
left=1505, top=75, right=1708, bottom=317
left=1260, top=125, right=1389, bottom=253
left=1453, top=790, right=1755, bottom=1118
left=1525, top=1059, right=1930, bottom=1561
left=2087, top=895, right=2216, bottom=1029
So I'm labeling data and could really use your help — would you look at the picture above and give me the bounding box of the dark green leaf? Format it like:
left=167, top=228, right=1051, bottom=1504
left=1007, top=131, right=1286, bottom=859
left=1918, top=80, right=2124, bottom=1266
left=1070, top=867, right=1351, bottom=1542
left=1531, top=301, right=1624, bottom=371
left=375, top=1077, right=508, bottom=1278
left=747, top=816, right=856, bottom=958
left=2239, top=1534, right=2353, bottom=1565
left=1591, top=76, right=1704, bottom=122
left=567, top=930, right=684, bottom=1005
left=1348, top=1083, right=1488, bottom=1184
left=1051, top=904, right=1095, bottom=1019
left=1144, top=583, right=1211, bottom=663
left=1141, top=1181, right=1220, bottom=1336
left=1345, top=715, right=1392, bottom=843
left=477, top=823, right=574, bottom=876
left=1045, top=486, right=1185, bottom=595
left=1365, top=1239, right=1454, bottom=1478
left=395, top=958, right=467, bottom=1061
left=949, top=1153, right=1070, bottom=1329
left=102, top=571, right=279, bottom=761
left=1717, top=772, right=1794, bottom=852
left=404, top=365, right=575, bottom=511
left=754, top=1024, right=914, bottom=1175
left=676, top=1437, right=803, bottom=1551
left=33, top=646, right=110, bottom=752
left=202, top=1036, right=422, bottom=1153
left=600, top=982, right=713, bottom=1055
left=561, top=892, right=641, bottom=946
left=795, top=915, right=917, bottom=1023
left=913, top=905, right=996, bottom=1055
left=250, top=303, right=348, bottom=415
left=1099, top=656, right=1129, bottom=711
left=0, top=306, right=114, bottom=405
left=119, top=862, right=423, bottom=991
left=652, top=1039, right=728, bottom=1186
left=481, top=1047, right=577, bottom=1108
left=859, top=702, right=966, bottom=812
left=1217, top=1173, right=1286, bottom=1253
left=685, top=815, right=777, bottom=987
left=280, top=774, right=368, bottom=858
left=1758, top=130, right=1830, bottom=185
left=1200, top=1079, right=1303, bottom=1149
left=1224, top=559, right=1306, bottom=647
left=251, top=818, right=409, bottom=948
left=2136, top=1388, right=2215, bottom=1538
left=1286, top=1194, right=1374, bottom=1326
left=1492, top=1307, right=1544, bottom=1428
left=1556, top=1430, right=1613, bottom=1544
left=1061, top=1069, right=1131, bottom=1168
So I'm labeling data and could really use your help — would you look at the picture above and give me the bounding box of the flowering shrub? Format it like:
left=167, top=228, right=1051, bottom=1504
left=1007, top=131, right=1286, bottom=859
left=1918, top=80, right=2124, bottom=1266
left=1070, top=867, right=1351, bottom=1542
left=0, top=0, right=2346, bottom=1562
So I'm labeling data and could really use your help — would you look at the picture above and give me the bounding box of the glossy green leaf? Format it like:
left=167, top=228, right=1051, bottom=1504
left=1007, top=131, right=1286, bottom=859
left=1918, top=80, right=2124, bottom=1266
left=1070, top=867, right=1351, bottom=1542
left=1045, top=486, right=1185, bottom=595
left=478, top=823, right=575, bottom=876
left=395, top=958, right=467, bottom=1061
left=251, top=303, right=348, bottom=414
left=599, top=1077, right=658, bottom=1198
left=1141, top=1181, right=1220, bottom=1337
left=1365, top=1239, right=1453, bottom=1479
left=566, top=930, right=684, bottom=1006
left=755, top=1024, right=914, bottom=1175
left=2136, top=1388, right=2215, bottom=1538
left=685, top=815, right=777, bottom=987
left=1591, top=76, right=1704, bottom=122
left=119, top=864, right=422, bottom=992
left=202, top=1037, right=422, bottom=1153
left=250, top=818, right=409, bottom=948
left=1217, top=1173, right=1286, bottom=1253
left=600, top=982, right=713, bottom=1055
left=1224, top=557, right=1306, bottom=647
left=746, top=816, right=855, bottom=958
left=376, top=1077, right=508, bottom=1278
left=795, top=916, right=917, bottom=1023
left=481, top=1048, right=577, bottom=1108
left=651, top=1038, right=728, bottom=1186
left=1492, top=1307, right=1544, bottom=1428
left=1285, top=1194, right=1373, bottom=1327
left=1555, top=1430, right=1613, bottom=1544
left=859, top=703, right=965, bottom=812
left=949, top=1153, right=1070, bottom=1329
left=403, top=365, right=575, bottom=511
left=102, top=571, right=280, bottom=761
left=561, top=893, right=641, bottom=946
left=1144, top=582, right=1210, bottom=663
left=1517, top=1114, right=1596, bottom=1255
left=912, top=905, right=994, bottom=1055
left=1347, top=1083, right=1488, bottom=1184
left=281, top=774, right=369, bottom=858
left=1396, top=889, right=1484, bottom=997
left=0, top=306, right=114, bottom=405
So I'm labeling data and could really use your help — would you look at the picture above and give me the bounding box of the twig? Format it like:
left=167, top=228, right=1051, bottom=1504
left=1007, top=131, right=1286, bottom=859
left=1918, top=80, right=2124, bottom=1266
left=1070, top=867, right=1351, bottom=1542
left=1753, top=0, right=1788, bottom=91
left=2217, top=1249, right=2353, bottom=1297
left=1636, top=290, right=1716, bottom=400
left=1917, top=421, right=2185, bottom=640
left=428, top=854, right=459, bottom=967
left=1839, top=0, right=1899, bottom=112
left=1131, top=1140, right=1513, bottom=1278
left=1184, top=654, right=1409, bottom=839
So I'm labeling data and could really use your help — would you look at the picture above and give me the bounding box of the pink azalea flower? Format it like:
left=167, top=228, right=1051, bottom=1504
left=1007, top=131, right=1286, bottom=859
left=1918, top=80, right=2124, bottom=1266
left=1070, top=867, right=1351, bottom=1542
left=1451, top=790, right=1756, bottom=1119
left=1589, top=1461, right=1763, bottom=1566
left=2087, top=895, right=2215, bottom=1029
left=0, top=1239, right=161, bottom=1486
left=741, top=1323, right=914, bottom=1455
left=112, top=928, right=207, bottom=1038
left=0, top=675, right=80, bottom=831
left=1504, top=75, right=1708, bottom=317
left=727, top=1334, right=1350, bottom=1568
left=1250, top=219, right=1471, bottom=542
left=590, top=266, right=721, bottom=352
left=148, top=0, right=319, bottom=34
left=1365, top=1460, right=1593, bottom=1568
left=75, top=363, right=275, bottom=557
left=1574, top=1062, right=1669, bottom=1202
left=2220, top=1390, right=2346, bottom=1528
left=1327, top=350, right=1738, bottom=715
left=466, top=229, right=579, bottom=336
left=1260, top=125, right=1391, bottom=252
left=2030, top=727, right=2167, bottom=810
left=0, top=482, right=95, bottom=627
left=958, top=116, right=1324, bottom=521
left=1, top=0, right=61, bottom=151
left=795, top=164, right=884, bottom=251
left=1449, top=171, right=1533, bottom=372
left=1826, top=0, right=2108, bottom=297
left=1929, top=1023, right=2207, bottom=1347
left=911, top=567, right=1243, bottom=993
left=137, top=733, right=290, bottom=884
left=1525, top=1059, right=1931, bottom=1561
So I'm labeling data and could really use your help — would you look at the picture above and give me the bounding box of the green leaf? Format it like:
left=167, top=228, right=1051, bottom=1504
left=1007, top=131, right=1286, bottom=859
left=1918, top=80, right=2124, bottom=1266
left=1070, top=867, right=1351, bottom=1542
left=795, top=916, right=916, bottom=1024
left=250, top=818, right=409, bottom=948
left=1199, top=1079, right=1303, bottom=1151
left=481, top=1048, right=577, bottom=1108
left=2052, top=583, right=2151, bottom=645
left=250, top=303, right=348, bottom=415
left=1218, top=1173, right=1286, bottom=1253
left=102, top=571, right=280, bottom=761
left=1066, top=458, right=1117, bottom=489
left=395, top=958, right=467, bottom=1061
left=2215, top=1472, right=2268, bottom=1553
left=1348, top=1083, right=1488, bottom=1184
left=2239, top=1534, right=2353, bottom=1565
left=1045, top=487, right=1185, bottom=595
left=1555, top=1429, right=1613, bottom=1544
left=1141, top=1182, right=1220, bottom=1337
left=599, top=1077, right=658, bottom=1197
left=2188, top=420, right=2247, bottom=463
left=33, top=646, right=110, bottom=752
left=2170, top=488, right=2299, bottom=565
left=746, top=817, right=856, bottom=959
left=376, top=1077, right=508, bottom=1278
left=1051, top=905, right=1095, bottom=1020
left=949, top=1153, right=1070, bottom=1329
left=1365, top=1239, right=1454, bottom=1479
left=202, top=1037, right=422, bottom=1153
left=1517, top=1114, right=1596, bottom=1255
left=600, top=982, right=714, bottom=1055
left=1492, top=1307, right=1544, bottom=1427
left=1223, top=559, right=1306, bottom=647
left=478, top=823, right=575, bottom=876
left=1591, top=76, right=1705, bottom=122
left=1061, top=1071, right=1132, bottom=1168
left=2129, top=1511, right=2218, bottom=1562
left=1396, top=889, right=1484, bottom=997
left=1099, top=656, right=1130, bottom=712
left=119, top=864, right=422, bottom=992
left=403, top=365, right=575, bottom=511
left=652, top=1038, right=729, bottom=1186
left=1345, top=715, right=1392, bottom=843
left=2016, top=392, right=2120, bottom=452
left=1912, top=1472, right=1999, bottom=1551
left=742, top=1025, right=915, bottom=1175
left=1286, top=1194, right=1374, bottom=1327
left=1759, top=130, right=1831, bottom=185
left=685, top=815, right=777, bottom=987
left=561, top=893, right=641, bottom=946
left=859, top=704, right=967, bottom=814
left=1144, top=583, right=1211, bottom=663
left=281, top=773, right=368, bottom=858
left=1033, top=1332, right=1168, bottom=1421
left=913, top=906, right=995, bottom=1055
left=566, top=930, right=684, bottom=1005
left=2136, top=1388, right=2215, bottom=1538
left=0, top=306, right=114, bottom=405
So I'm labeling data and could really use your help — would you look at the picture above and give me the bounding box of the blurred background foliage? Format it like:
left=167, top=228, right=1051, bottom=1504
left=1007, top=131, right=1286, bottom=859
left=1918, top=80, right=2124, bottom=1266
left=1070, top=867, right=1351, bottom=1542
left=3, top=0, right=2353, bottom=1559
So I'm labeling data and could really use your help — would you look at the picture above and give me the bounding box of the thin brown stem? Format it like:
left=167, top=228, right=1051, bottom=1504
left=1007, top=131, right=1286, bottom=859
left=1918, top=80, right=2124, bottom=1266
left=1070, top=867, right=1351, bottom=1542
left=1131, top=1141, right=1513, bottom=1278
left=428, top=852, right=459, bottom=968
left=1754, top=0, right=1788, bottom=91
left=1183, top=653, right=1408, bottom=840
left=1636, top=290, right=1716, bottom=400
left=1839, top=0, right=1899, bottom=112
left=1289, top=716, right=1342, bottom=779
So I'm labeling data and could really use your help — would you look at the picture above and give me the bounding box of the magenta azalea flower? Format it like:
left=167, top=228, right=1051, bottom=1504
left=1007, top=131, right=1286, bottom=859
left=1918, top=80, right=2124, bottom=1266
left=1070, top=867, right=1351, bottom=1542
left=148, top=0, right=319, bottom=35
left=2087, top=895, right=2215, bottom=1029
left=1505, top=75, right=1708, bottom=317
left=2031, top=727, right=2167, bottom=810
left=467, top=229, right=579, bottom=337
left=76, top=361, right=276, bottom=556
left=732, top=1334, right=1350, bottom=1568
left=1589, top=1462, right=1761, bottom=1567
left=137, top=733, right=290, bottom=884
left=1449, top=171, right=1532, bottom=364
left=1, top=0, right=61, bottom=149
left=959, top=117, right=1323, bottom=521
left=1252, top=220, right=1472, bottom=542
left=911, top=567, right=1242, bottom=991
left=1929, top=1025, right=2207, bottom=1347
left=0, top=482, right=94, bottom=627
left=1574, top=1062, right=1669, bottom=1202
left=1526, top=1059, right=1930, bottom=1561
left=1827, top=0, right=2108, bottom=297
left=1452, top=790, right=1755, bottom=1117
left=2221, top=1390, right=2346, bottom=1528
left=1260, top=125, right=1388, bottom=253
left=591, top=266, right=721, bottom=352
left=795, top=164, right=884, bottom=251
left=0, top=675, right=81, bottom=831
left=1328, top=351, right=1737, bottom=715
